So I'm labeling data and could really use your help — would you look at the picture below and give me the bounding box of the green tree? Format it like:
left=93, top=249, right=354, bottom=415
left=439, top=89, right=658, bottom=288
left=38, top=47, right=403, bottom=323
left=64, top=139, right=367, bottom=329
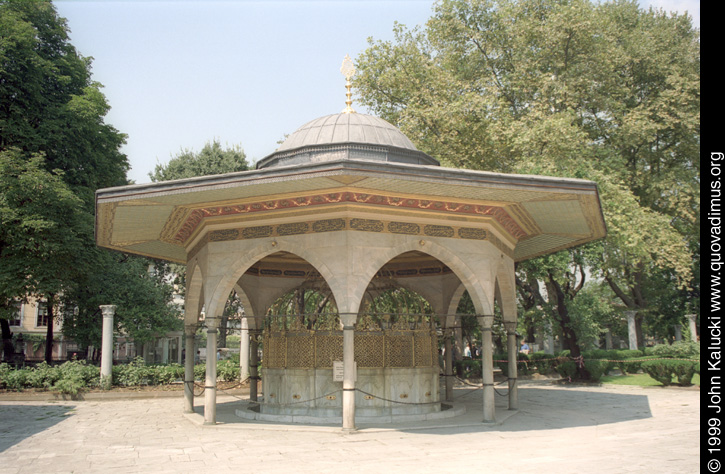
left=0, top=150, right=93, bottom=362
left=355, top=0, right=698, bottom=363
left=1, top=2, right=176, bottom=364
left=0, top=1, right=129, bottom=205
left=149, top=140, right=249, bottom=182
left=60, top=254, right=182, bottom=353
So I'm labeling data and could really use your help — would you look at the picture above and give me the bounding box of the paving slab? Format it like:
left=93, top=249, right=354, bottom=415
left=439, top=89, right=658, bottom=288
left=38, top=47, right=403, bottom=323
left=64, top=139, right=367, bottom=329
left=0, top=380, right=700, bottom=473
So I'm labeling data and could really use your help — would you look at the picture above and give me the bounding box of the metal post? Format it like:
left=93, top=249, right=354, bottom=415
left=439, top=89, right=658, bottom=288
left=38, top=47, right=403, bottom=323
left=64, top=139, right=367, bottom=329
left=478, top=315, right=495, bottom=423
left=340, top=313, right=357, bottom=432
left=504, top=321, right=518, bottom=411
left=184, top=324, right=196, bottom=413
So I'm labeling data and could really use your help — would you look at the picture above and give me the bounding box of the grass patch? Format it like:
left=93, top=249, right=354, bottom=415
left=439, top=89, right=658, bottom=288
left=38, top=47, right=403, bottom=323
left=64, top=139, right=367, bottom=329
left=600, top=373, right=700, bottom=387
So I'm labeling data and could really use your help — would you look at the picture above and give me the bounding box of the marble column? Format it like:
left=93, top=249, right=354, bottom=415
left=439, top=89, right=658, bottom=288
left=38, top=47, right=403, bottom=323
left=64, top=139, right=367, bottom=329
left=204, top=316, right=220, bottom=425
left=478, top=315, right=495, bottom=423
left=340, top=313, right=357, bottom=432
left=543, top=320, right=555, bottom=354
left=444, top=329, right=454, bottom=402
left=99, top=305, right=116, bottom=388
left=626, top=311, right=638, bottom=351
left=183, top=324, right=196, bottom=414
left=161, top=338, right=169, bottom=364
left=504, top=321, right=518, bottom=411
left=686, top=314, right=698, bottom=342
left=240, top=317, right=250, bottom=381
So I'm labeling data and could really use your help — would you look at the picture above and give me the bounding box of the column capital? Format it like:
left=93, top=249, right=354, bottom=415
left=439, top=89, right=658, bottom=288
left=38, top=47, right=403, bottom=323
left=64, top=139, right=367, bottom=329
left=503, top=321, right=517, bottom=334
left=339, top=313, right=357, bottom=329
left=184, top=324, right=197, bottom=336
left=205, top=315, right=220, bottom=330
left=99, top=305, right=117, bottom=318
left=477, top=315, right=494, bottom=329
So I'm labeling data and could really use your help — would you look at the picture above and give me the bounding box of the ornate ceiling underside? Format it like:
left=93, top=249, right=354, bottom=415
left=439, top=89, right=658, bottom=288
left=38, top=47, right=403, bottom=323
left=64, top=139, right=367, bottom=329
left=95, top=160, right=606, bottom=264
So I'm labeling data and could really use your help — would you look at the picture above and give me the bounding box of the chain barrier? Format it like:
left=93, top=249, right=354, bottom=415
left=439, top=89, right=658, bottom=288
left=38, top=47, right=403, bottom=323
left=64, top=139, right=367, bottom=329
left=190, top=355, right=699, bottom=406
left=352, top=388, right=441, bottom=406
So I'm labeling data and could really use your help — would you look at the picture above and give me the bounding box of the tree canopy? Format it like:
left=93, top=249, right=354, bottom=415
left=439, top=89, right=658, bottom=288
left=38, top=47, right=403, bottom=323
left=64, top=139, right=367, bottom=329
left=0, top=1, right=176, bottom=362
left=149, top=140, right=249, bottom=182
left=0, top=0, right=129, bottom=206
left=355, top=0, right=699, bottom=360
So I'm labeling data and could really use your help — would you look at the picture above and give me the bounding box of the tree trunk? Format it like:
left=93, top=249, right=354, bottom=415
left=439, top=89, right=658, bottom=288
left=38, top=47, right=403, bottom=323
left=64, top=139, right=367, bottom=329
left=1, top=318, right=15, bottom=362
left=548, top=275, right=589, bottom=380
left=44, top=294, right=55, bottom=364
left=219, top=313, right=228, bottom=349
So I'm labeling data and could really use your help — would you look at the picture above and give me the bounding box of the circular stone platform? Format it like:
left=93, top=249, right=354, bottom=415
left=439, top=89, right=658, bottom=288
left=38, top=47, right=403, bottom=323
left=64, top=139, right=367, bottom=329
left=235, top=400, right=465, bottom=425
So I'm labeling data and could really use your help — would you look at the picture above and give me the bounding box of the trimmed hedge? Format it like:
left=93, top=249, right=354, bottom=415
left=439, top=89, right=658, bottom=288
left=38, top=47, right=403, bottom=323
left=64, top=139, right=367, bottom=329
left=641, top=359, right=700, bottom=386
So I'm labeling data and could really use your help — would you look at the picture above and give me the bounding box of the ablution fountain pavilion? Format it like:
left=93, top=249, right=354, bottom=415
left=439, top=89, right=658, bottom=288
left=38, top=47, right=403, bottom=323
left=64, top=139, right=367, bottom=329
left=95, top=57, right=606, bottom=431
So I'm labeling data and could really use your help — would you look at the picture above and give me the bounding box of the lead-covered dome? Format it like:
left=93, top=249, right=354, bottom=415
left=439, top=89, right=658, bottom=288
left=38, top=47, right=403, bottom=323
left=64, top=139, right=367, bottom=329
left=256, top=113, right=439, bottom=169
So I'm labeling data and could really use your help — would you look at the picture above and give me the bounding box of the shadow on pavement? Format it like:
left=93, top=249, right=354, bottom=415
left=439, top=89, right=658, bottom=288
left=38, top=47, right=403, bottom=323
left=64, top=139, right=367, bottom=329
left=202, top=382, right=654, bottom=434
left=0, top=404, right=75, bottom=453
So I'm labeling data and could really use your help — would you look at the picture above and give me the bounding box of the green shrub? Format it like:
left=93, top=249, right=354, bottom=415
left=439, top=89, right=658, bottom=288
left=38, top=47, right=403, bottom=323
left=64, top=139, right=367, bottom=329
left=58, top=360, right=98, bottom=386
left=154, top=364, right=184, bottom=384
left=217, top=360, right=240, bottom=382
left=641, top=359, right=700, bottom=386
left=113, top=357, right=152, bottom=386
left=645, top=341, right=700, bottom=359
left=530, top=352, right=560, bottom=374
left=611, top=349, right=646, bottom=374
left=582, top=350, right=617, bottom=380
left=495, top=353, right=531, bottom=375
left=0, top=363, right=11, bottom=388
left=194, top=363, right=206, bottom=380
left=555, top=360, right=577, bottom=380
left=25, top=362, right=62, bottom=389
left=455, top=359, right=481, bottom=379
left=2, top=367, right=30, bottom=390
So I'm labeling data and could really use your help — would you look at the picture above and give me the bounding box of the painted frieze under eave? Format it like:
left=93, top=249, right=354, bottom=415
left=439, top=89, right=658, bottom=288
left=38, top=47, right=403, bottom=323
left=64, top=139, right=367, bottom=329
left=94, top=159, right=606, bottom=264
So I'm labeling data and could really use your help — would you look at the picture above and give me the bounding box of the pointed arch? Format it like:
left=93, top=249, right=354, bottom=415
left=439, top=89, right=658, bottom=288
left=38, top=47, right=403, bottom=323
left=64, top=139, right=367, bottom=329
left=358, top=240, right=494, bottom=317
left=204, top=240, right=338, bottom=320
left=494, top=257, right=517, bottom=323
left=184, top=262, right=204, bottom=326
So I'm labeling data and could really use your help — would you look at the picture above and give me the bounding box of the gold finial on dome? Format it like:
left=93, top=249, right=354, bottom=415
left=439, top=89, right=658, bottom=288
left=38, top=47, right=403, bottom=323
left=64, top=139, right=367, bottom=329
left=340, top=54, right=356, bottom=114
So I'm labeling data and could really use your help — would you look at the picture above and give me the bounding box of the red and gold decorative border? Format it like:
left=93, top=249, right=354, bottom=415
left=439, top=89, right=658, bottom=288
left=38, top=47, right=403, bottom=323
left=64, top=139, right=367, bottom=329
left=172, top=192, right=527, bottom=244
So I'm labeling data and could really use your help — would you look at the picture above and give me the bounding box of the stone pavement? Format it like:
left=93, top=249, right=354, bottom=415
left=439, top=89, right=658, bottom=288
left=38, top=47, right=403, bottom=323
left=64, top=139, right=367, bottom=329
left=0, top=380, right=700, bottom=473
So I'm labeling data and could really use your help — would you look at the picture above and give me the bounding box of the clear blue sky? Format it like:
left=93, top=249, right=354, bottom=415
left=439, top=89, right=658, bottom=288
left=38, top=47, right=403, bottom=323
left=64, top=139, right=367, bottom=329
left=53, top=0, right=700, bottom=184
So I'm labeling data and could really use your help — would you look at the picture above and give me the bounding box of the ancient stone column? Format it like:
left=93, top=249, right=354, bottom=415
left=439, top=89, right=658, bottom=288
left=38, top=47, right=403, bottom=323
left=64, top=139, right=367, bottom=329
left=542, top=320, right=555, bottom=354
left=161, top=338, right=169, bottom=364
left=504, top=321, right=518, bottom=411
left=478, top=315, right=495, bottom=423
left=204, top=315, right=220, bottom=425
left=686, top=314, right=698, bottom=342
left=99, top=305, right=116, bottom=389
left=240, top=316, right=250, bottom=381
left=340, top=313, right=357, bottom=432
left=626, top=311, right=638, bottom=351
left=444, top=329, right=454, bottom=402
left=183, top=324, right=196, bottom=414
left=674, top=324, right=682, bottom=342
